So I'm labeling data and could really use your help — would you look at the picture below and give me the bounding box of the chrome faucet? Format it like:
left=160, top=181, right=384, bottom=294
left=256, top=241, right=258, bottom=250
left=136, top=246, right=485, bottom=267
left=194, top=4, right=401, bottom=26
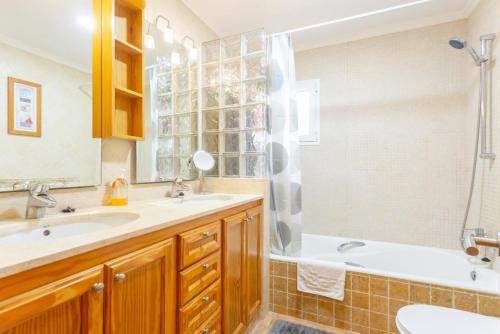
left=25, top=183, right=57, bottom=219
left=170, top=177, right=190, bottom=198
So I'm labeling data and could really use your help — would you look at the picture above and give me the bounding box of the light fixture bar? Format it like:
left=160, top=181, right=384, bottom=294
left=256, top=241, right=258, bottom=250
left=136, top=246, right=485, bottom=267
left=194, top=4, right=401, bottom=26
left=275, top=0, right=432, bottom=35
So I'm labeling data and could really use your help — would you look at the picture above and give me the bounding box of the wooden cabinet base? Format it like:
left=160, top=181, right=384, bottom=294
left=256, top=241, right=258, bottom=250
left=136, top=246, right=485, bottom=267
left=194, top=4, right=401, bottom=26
left=0, top=200, right=262, bottom=334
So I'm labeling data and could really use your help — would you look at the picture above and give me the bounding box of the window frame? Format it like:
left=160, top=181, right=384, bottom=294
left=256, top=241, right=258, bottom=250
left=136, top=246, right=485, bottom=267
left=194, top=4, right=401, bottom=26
left=296, top=79, right=320, bottom=145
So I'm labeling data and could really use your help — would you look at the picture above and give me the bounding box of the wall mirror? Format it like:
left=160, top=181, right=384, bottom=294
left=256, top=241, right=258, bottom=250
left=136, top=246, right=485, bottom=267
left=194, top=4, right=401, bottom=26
left=0, top=0, right=101, bottom=192
left=136, top=19, right=200, bottom=183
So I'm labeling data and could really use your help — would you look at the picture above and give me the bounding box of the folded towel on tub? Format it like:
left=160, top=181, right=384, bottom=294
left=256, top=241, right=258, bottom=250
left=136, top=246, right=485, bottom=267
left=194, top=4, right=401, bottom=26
left=297, top=258, right=346, bottom=301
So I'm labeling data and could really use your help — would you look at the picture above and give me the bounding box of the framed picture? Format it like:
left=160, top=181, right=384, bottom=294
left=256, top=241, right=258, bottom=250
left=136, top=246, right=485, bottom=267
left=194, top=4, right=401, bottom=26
left=8, top=77, right=41, bottom=137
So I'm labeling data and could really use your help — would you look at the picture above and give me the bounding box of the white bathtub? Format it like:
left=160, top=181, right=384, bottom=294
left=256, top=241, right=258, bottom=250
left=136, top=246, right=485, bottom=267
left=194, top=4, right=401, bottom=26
left=271, top=234, right=500, bottom=295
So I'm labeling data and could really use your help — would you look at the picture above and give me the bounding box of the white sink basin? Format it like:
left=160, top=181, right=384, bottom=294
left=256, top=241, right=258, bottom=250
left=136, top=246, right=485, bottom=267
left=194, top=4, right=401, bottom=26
left=153, top=194, right=234, bottom=207
left=0, top=212, right=140, bottom=245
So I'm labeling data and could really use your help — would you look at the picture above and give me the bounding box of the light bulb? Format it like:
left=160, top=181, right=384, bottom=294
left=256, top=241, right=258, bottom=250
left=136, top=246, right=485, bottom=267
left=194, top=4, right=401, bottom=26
left=145, top=34, right=155, bottom=49
left=172, top=52, right=180, bottom=65
left=164, top=28, right=174, bottom=44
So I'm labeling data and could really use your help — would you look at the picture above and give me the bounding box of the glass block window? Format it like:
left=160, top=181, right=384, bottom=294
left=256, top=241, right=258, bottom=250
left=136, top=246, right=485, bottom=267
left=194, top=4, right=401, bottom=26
left=201, top=30, right=267, bottom=178
left=153, top=43, right=198, bottom=180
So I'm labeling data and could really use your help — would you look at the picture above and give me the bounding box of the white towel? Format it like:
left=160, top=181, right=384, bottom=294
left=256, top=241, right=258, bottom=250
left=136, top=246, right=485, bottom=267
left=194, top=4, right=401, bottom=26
left=297, top=258, right=346, bottom=301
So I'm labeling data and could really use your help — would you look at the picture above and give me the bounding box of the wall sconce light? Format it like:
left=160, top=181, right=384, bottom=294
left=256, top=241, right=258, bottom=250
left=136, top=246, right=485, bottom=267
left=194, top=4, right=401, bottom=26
left=156, top=15, right=174, bottom=44
left=182, top=36, right=197, bottom=61
left=144, top=15, right=174, bottom=50
left=144, top=23, right=155, bottom=49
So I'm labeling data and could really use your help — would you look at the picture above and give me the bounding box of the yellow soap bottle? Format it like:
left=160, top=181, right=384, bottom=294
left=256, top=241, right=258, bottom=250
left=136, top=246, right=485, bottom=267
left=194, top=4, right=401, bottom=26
left=110, top=171, right=128, bottom=206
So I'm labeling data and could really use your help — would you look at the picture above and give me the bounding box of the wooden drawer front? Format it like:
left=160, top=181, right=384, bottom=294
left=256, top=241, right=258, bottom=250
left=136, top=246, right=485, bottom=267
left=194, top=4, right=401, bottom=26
left=179, top=252, right=221, bottom=306
left=195, top=309, right=221, bottom=334
left=178, top=279, right=221, bottom=334
left=178, top=221, right=221, bottom=269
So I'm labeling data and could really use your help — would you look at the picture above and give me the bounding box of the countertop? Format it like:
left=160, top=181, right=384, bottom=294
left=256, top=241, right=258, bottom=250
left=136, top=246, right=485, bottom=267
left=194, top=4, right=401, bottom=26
left=0, top=193, right=263, bottom=279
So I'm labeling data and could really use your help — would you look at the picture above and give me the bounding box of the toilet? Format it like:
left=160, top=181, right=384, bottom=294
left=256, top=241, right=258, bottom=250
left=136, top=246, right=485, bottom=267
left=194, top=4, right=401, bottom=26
left=396, top=304, right=500, bottom=334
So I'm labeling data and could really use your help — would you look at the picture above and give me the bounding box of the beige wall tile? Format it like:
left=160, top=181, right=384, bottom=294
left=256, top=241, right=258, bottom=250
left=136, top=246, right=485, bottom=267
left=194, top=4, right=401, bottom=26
left=454, top=291, right=478, bottom=313
left=370, top=277, right=389, bottom=297
left=352, top=274, right=370, bottom=293
left=352, top=307, right=369, bottom=327
left=352, top=292, right=370, bottom=309
left=478, top=294, right=500, bottom=317
left=370, top=295, right=389, bottom=314
left=389, top=281, right=409, bottom=301
left=370, top=312, right=388, bottom=331
left=430, top=287, right=453, bottom=308
left=410, top=284, right=430, bottom=304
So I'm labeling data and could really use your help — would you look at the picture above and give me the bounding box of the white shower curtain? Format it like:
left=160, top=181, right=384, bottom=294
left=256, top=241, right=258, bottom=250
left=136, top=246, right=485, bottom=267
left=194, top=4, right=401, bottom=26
left=268, top=33, right=302, bottom=256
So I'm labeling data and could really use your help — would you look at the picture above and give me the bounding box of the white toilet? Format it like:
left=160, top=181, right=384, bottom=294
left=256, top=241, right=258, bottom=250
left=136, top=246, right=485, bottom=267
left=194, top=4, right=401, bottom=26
left=396, top=304, right=500, bottom=334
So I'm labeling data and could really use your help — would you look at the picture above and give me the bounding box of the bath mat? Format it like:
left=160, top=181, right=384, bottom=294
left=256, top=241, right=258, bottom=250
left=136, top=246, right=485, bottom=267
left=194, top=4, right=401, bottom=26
left=269, top=320, right=331, bottom=334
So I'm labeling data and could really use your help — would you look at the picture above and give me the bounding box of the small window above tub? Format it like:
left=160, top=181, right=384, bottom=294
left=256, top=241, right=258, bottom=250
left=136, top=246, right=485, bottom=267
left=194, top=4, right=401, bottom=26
left=297, top=79, right=320, bottom=145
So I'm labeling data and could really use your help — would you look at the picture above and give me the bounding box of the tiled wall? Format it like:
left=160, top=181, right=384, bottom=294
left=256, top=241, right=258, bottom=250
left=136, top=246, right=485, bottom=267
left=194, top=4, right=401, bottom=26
left=295, top=20, right=469, bottom=250
left=270, top=260, right=500, bottom=334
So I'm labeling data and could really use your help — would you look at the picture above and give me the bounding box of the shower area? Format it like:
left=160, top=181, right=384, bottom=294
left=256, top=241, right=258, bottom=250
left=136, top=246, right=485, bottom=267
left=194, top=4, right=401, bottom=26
left=268, top=0, right=500, bottom=331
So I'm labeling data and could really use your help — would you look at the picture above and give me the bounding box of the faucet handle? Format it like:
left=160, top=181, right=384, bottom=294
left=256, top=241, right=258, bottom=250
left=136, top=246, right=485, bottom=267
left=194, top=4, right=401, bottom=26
left=12, top=180, right=32, bottom=191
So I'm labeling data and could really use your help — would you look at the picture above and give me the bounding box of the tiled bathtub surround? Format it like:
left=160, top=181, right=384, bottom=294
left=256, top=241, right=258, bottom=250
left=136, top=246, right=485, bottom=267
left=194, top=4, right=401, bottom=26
left=270, top=260, right=500, bottom=334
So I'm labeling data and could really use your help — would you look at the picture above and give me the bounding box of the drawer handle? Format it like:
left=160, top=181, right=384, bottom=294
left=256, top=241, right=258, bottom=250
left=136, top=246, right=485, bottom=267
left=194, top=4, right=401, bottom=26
left=92, top=282, right=105, bottom=292
left=201, top=329, right=209, bottom=334
left=202, top=231, right=211, bottom=237
left=114, top=273, right=126, bottom=282
left=202, top=296, right=210, bottom=302
left=202, top=264, right=210, bottom=270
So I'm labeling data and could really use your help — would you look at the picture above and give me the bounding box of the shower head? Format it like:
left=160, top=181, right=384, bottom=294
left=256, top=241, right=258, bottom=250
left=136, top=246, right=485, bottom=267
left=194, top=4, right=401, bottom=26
left=449, top=37, right=466, bottom=49
left=449, top=37, right=484, bottom=66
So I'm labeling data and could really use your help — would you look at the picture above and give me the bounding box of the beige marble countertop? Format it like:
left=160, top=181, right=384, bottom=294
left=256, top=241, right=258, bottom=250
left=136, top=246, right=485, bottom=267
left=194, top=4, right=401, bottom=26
left=0, top=193, right=263, bottom=279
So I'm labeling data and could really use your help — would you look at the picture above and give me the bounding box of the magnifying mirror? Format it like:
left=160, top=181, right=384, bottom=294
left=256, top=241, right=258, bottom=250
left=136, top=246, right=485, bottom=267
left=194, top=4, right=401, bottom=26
left=191, top=151, right=215, bottom=194
left=192, top=150, right=215, bottom=171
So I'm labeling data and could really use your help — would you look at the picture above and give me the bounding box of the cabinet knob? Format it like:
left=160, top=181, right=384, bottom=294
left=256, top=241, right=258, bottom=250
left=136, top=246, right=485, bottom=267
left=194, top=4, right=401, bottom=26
left=248, top=216, right=254, bottom=221
left=201, top=328, right=209, bottom=334
left=202, top=231, right=210, bottom=237
left=202, top=264, right=210, bottom=270
left=114, top=272, right=126, bottom=282
left=202, top=296, right=210, bottom=302
left=92, top=282, right=105, bottom=292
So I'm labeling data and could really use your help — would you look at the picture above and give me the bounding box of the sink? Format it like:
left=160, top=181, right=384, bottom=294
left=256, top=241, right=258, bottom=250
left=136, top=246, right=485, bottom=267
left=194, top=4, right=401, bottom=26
left=181, top=194, right=234, bottom=203
left=0, top=212, right=140, bottom=245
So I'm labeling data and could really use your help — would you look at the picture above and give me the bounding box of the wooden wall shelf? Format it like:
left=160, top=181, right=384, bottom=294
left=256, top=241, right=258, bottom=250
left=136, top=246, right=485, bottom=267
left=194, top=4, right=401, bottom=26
left=94, top=0, right=145, bottom=140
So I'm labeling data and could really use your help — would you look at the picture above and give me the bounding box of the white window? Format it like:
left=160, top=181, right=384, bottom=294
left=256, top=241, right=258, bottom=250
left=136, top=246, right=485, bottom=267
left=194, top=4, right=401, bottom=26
left=296, top=79, right=320, bottom=145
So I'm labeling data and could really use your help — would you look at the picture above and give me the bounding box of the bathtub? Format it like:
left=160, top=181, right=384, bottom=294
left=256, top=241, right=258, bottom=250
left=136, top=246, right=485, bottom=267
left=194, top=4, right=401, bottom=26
left=271, top=234, right=500, bottom=295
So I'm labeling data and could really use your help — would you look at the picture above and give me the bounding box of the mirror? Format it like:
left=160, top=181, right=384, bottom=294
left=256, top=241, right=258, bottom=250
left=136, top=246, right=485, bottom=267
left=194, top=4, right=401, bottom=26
left=136, top=18, right=199, bottom=183
left=0, top=0, right=101, bottom=191
left=192, top=150, right=215, bottom=171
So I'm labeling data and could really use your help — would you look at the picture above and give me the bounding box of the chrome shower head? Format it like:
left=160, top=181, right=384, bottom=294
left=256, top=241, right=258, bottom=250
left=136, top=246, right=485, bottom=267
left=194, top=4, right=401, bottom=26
left=449, top=37, right=466, bottom=49
left=449, top=37, right=484, bottom=66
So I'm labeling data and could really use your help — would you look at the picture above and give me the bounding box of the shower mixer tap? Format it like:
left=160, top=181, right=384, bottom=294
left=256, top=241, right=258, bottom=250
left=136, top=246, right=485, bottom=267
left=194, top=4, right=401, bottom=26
left=463, top=231, right=500, bottom=257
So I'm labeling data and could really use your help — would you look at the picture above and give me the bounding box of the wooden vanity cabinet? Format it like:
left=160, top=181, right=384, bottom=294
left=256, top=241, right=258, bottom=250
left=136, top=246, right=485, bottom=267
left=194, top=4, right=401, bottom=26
left=0, top=266, right=105, bottom=334
left=104, top=239, right=176, bottom=334
left=0, top=200, right=262, bottom=334
left=222, top=207, right=262, bottom=334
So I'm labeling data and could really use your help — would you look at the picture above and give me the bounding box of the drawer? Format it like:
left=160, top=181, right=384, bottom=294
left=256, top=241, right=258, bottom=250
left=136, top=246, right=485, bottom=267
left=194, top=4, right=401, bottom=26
left=179, top=279, right=221, bottom=334
left=178, top=221, right=222, bottom=269
left=179, top=251, right=221, bottom=306
left=195, top=308, right=221, bottom=334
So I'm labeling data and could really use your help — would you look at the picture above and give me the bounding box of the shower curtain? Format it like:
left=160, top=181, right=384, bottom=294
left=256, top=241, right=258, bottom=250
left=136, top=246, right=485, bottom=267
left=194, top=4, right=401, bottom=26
left=268, top=33, right=302, bottom=256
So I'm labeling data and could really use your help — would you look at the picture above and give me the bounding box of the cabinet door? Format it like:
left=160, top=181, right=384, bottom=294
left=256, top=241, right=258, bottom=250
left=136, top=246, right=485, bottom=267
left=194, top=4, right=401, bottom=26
left=222, top=212, right=246, bottom=334
left=104, top=240, right=176, bottom=334
left=0, top=266, right=104, bottom=334
left=245, top=207, right=262, bottom=323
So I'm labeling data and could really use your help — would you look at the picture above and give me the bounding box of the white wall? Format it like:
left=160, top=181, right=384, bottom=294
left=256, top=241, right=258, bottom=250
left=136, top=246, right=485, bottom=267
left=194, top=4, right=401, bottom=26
left=296, top=20, right=470, bottom=249
left=0, top=42, right=100, bottom=189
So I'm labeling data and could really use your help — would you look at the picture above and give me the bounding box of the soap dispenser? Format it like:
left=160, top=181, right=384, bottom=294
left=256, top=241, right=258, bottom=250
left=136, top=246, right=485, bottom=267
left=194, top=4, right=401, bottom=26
left=110, top=169, right=129, bottom=206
